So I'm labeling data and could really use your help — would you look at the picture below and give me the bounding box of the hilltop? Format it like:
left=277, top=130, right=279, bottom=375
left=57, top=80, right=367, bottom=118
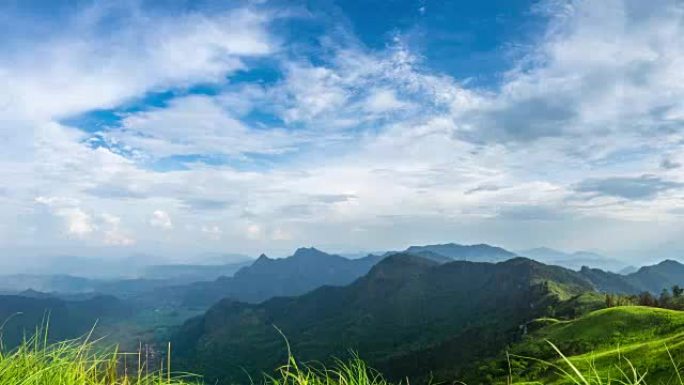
left=162, top=247, right=383, bottom=307
left=496, top=306, right=684, bottom=384
left=0, top=294, right=132, bottom=348
left=172, top=254, right=596, bottom=383
left=579, top=259, right=684, bottom=294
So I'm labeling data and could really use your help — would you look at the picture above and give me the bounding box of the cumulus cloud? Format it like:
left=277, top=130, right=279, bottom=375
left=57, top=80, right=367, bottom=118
left=101, top=213, right=135, bottom=246
left=1, top=6, right=275, bottom=120
left=364, top=89, right=409, bottom=113
left=4, top=0, right=684, bottom=258
left=35, top=196, right=95, bottom=237
left=150, top=210, right=173, bottom=230
left=105, top=95, right=305, bottom=160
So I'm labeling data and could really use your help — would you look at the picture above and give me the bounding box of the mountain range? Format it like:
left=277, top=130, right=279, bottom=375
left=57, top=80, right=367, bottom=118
left=0, top=294, right=132, bottom=348
left=172, top=254, right=595, bottom=383
left=402, top=243, right=517, bottom=262
left=3, top=242, right=684, bottom=384
left=580, top=259, right=684, bottom=294
left=157, top=247, right=383, bottom=307
left=517, top=247, right=627, bottom=272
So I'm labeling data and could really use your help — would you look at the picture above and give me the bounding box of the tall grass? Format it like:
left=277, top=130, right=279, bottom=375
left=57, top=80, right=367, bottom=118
left=508, top=341, right=684, bottom=385
left=0, top=329, right=196, bottom=385
left=1, top=330, right=682, bottom=385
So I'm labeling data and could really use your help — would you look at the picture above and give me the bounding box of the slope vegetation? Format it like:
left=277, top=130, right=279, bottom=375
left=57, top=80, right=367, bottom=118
left=502, top=306, right=684, bottom=384
left=173, top=254, right=595, bottom=384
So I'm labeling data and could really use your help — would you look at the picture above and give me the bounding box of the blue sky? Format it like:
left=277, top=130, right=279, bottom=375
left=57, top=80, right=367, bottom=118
left=1, top=0, right=684, bottom=264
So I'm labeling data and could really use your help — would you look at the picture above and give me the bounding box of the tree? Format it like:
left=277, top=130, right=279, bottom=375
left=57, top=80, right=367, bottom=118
left=638, top=291, right=657, bottom=307
left=673, top=285, right=683, bottom=298
left=660, top=288, right=672, bottom=308
left=605, top=294, right=615, bottom=308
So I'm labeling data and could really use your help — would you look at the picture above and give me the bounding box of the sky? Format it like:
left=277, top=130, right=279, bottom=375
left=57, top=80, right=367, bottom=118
left=1, top=0, right=684, bottom=263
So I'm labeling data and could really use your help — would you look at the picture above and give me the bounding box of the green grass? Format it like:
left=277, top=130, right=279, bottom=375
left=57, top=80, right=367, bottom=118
left=508, top=306, right=684, bottom=384
left=0, top=331, right=197, bottom=385
left=4, top=306, right=684, bottom=385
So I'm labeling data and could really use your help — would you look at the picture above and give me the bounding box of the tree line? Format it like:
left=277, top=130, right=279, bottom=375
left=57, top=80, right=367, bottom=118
left=605, top=285, right=684, bottom=309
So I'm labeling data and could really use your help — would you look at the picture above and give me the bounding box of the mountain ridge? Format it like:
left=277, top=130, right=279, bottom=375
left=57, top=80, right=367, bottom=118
left=172, top=254, right=596, bottom=383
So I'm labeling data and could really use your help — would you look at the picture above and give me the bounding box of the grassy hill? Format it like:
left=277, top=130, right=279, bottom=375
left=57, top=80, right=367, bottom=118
left=497, top=306, right=684, bottom=384
left=172, top=254, right=597, bottom=384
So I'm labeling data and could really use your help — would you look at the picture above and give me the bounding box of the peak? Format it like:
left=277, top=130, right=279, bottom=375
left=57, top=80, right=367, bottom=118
left=502, top=256, right=534, bottom=263
left=658, top=259, right=682, bottom=266
left=570, top=251, right=603, bottom=257
left=499, top=256, right=543, bottom=267
left=376, top=253, right=440, bottom=269
left=292, top=247, right=330, bottom=258
left=533, top=247, right=561, bottom=252
left=254, top=254, right=271, bottom=264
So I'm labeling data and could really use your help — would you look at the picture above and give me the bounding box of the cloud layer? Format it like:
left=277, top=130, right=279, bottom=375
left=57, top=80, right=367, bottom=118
left=1, top=0, right=683, bottom=260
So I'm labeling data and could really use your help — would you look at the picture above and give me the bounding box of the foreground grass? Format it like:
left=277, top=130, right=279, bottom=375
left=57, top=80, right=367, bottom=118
left=0, top=333, right=196, bottom=385
left=507, top=307, right=684, bottom=384
left=1, top=338, right=681, bottom=385
left=4, top=307, right=684, bottom=385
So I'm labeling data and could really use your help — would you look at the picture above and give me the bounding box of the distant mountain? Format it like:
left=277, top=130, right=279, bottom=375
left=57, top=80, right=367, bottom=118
left=141, top=260, right=253, bottom=283
left=14, top=254, right=168, bottom=278
left=403, top=243, right=518, bottom=262
left=0, top=294, right=132, bottom=348
left=579, top=259, right=684, bottom=294
left=578, top=266, right=642, bottom=294
left=518, top=247, right=626, bottom=272
left=628, top=260, right=684, bottom=292
left=619, top=265, right=639, bottom=275
left=173, top=254, right=594, bottom=383
left=152, top=247, right=384, bottom=308
left=0, top=273, right=190, bottom=298
left=0, top=274, right=96, bottom=293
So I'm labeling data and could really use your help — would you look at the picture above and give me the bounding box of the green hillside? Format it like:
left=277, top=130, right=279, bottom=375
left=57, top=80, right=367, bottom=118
left=172, top=254, right=597, bottom=384
left=0, top=294, right=133, bottom=349
left=502, top=306, right=684, bottom=384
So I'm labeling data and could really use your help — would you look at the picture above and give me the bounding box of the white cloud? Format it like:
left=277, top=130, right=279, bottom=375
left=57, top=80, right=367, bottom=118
left=364, top=89, right=408, bottom=113
left=150, top=210, right=173, bottom=230
left=101, top=213, right=135, bottom=246
left=64, top=208, right=96, bottom=237
left=3, top=0, right=684, bottom=259
left=35, top=196, right=95, bottom=238
left=1, top=7, right=275, bottom=120
left=246, top=224, right=262, bottom=240
left=107, top=95, right=304, bottom=159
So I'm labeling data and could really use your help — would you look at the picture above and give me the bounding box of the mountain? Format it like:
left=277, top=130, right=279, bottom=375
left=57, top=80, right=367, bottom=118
left=0, top=294, right=132, bottom=348
left=578, top=266, right=642, bottom=294
left=172, top=254, right=595, bottom=384
left=403, top=243, right=517, bottom=262
left=619, top=265, right=639, bottom=274
left=0, top=274, right=97, bottom=293
left=152, top=248, right=384, bottom=308
left=0, top=273, right=193, bottom=298
left=577, top=259, right=684, bottom=295
left=519, top=247, right=567, bottom=261
left=628, top=259, right=684, bottom=292
left=141, top=260, right=253, bottom=283
left=518, top=247, right=626, bottom=272
left=11, top=254, right=168, bottom=278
